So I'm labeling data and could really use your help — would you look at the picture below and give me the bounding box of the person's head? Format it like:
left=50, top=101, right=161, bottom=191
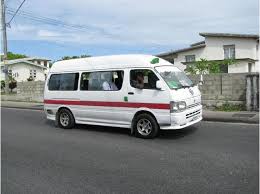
left=136, top=72, right=144, bottom=82
left=102, top=72, right=112, bottom=82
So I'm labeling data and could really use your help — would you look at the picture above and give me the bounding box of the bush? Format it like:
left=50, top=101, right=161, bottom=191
left=27, top=76, right=34, bottom=81
left=1, top=80, right=5, bottom=90
left=8, top=77, right=17, bottom=92
left=215, top=103, right=245, bottom=112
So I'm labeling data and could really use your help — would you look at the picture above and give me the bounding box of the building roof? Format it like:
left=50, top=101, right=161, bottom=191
left=0, top=58, right=48, bottom=69
left=199, top=32, right=259, bottom=39
left=157, top=44, right=206, bottom=57
left=157, top=32, right=259, bottom=57
left=50, top=54, right=173, bottom=73
left=190, top=41, right=205, bottom=47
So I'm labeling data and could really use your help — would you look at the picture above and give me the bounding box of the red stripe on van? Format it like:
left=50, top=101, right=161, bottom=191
left=44, top=99, right=170, bottom=110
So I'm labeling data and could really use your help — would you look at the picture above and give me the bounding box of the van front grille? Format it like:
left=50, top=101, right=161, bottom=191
left=187, top=102, right=201, bottom=109
left=186, top=109, right=200, bottom=119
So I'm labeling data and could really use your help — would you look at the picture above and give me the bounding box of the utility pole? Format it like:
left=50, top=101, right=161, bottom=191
left=1, top=0, right=9, bottom=94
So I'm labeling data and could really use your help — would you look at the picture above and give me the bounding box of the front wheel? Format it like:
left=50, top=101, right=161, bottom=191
left=133, top=113, right=159, bottom=139
left=57, top=108, right=75, bottom=129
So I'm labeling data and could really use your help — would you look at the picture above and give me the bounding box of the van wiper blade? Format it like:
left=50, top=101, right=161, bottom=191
left=171, top=84, right=194, bottom=90
left=180, top=85, right=191, bottom=88
left=180, top=84, right=195, bottom=88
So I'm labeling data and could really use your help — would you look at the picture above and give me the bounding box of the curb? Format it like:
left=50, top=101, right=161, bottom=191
left=2, top=106, right=259, bottom=124
left=202, top=117, right=259, bottom=124
left=1, top=106, right=43, bottom=111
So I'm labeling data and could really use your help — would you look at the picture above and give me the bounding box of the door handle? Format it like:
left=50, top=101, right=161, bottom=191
left=128, top=92, right=134, bottom=95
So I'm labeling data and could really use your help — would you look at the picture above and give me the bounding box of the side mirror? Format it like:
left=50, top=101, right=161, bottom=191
left=156, top=80, right=164, bottom=90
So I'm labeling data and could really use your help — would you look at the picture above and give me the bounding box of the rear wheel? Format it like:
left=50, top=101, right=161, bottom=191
left=133, top=113, right=159, bottom=139
left=57, top=108, right=75, bottom=129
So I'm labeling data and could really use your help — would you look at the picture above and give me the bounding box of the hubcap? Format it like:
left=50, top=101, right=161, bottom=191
left=137, top=119, right=152, bottom=136
left=60, top=112, right=70, bottom=127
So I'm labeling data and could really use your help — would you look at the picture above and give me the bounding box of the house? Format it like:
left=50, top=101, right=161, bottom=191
left=157, top=32, right=259, bottom=73
left=0, top=57, right=51, bottom=82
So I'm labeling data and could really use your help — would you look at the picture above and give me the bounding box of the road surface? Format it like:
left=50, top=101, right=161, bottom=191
left=2, top=108, right=259, bottom=194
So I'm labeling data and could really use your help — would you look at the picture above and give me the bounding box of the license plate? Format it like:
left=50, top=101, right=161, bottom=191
left=191, top=115, right=200, bottom=121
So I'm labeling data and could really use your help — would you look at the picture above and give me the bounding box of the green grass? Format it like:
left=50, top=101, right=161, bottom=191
left=215, top=103, right=245, bottom=112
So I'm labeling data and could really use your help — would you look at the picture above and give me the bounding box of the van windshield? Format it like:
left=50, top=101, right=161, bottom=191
left=155, top=66, right=194, bottom=89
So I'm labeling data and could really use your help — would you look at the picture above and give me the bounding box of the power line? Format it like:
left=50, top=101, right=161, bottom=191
left=6, top=0, right=25, bottom=26
left=6, top=7, right=113, bottom=37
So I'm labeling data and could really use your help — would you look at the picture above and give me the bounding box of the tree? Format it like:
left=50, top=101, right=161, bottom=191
left=185, top=58, right=236, bottom=84
left=185, top=58, right=236, bottom=74
left=60, top=54, right=91, bottom=61
left=7, top=52, right=27, bottom=60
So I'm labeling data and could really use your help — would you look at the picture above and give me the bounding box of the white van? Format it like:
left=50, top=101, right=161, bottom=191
left=44, top=55, right=202, bottom=138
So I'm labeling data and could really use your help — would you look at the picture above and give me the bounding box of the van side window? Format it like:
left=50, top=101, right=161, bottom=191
left=80, top=71, right=124, bottom=91
left=48, top=73, right=79, bottom=91
left=130, top=69, right=159, bottom=89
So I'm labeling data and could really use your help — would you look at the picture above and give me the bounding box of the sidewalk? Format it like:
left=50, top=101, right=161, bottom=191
left=1, top=101, right=43, bottom=110
left=203, top=110, right=259, bottom=124
left=1, top=101, right=259, bottom=124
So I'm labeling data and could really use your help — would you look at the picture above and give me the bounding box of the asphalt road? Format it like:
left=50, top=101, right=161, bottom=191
left=2, top=108, right=259, bottom=194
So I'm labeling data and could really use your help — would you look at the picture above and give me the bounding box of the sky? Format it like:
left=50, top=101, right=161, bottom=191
left=4, top=0, right=259, bottom=61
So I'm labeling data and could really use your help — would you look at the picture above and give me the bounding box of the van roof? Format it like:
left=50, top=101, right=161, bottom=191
left=50, top=54, right=172, bottom=73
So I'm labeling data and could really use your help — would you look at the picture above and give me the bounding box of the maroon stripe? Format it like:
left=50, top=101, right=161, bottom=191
left=44, top=99, right=170, bottom=110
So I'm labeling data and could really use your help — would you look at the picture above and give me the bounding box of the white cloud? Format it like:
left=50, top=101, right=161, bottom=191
left=6, top=0, right=259, bottom=47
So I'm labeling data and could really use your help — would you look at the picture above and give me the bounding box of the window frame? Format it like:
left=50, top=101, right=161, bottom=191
left=129, top=68, right=160, bottom=90
left=8, top=69, right=12, bottom=77
left=48, top=72, right=80, bottom=91
left=248, top=63, right=253, bottom=73
left=33, top=69, right=37, bottom=78
left=185, top=55, right=196, bottom=62
left=80, top=70, right=125, bottom=92
left=223, top=44, right=235, bottom=59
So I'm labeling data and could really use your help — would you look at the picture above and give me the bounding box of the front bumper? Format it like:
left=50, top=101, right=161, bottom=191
left=160, top=105, right=202, bottom=130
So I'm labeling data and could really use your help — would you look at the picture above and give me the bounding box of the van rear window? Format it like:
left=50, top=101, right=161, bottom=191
left=48, top=73, right=79, bottom=91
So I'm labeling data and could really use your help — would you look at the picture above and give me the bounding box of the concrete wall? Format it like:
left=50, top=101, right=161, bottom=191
left=2, top=73, right=259, bottom=110
left=1, top=81, right=45, bottom=102
left=188, top=73, right=258, bottom=109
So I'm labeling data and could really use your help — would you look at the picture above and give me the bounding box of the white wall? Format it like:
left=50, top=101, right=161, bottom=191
left=204, top=37, right=258, bottom=60
left=172, top=36, right=259, bottom=73
left=228, top=61, right=248, bottom=73
left=7, top=63, right=46, bottom=82
left=173, top=47, right=205, bottom=71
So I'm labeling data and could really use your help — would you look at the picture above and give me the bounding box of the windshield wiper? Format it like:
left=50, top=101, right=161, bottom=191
left=178, top=84, right=195, bottom=89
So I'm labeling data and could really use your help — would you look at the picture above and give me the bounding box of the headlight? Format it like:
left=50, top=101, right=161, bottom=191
left=170, top=101, right=186, bottom=112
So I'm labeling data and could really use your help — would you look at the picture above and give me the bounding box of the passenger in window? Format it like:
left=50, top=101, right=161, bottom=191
left=114, top=71, right=124, bottom=90
left=102, top=72, right=118, bottom=91
left=148, top=72, right=159, bottom=89
left=132, top=72, right=144, bottom=89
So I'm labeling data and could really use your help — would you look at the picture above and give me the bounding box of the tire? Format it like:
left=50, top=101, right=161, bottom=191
left=57, top=108, right=75, bottom=129
left=133, top=113, right=159, bottom=139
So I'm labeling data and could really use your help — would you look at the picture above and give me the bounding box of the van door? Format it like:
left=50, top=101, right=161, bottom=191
left=77, top=70, right=130, bottom=127
left=127, top=68, right=171, bottom=126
